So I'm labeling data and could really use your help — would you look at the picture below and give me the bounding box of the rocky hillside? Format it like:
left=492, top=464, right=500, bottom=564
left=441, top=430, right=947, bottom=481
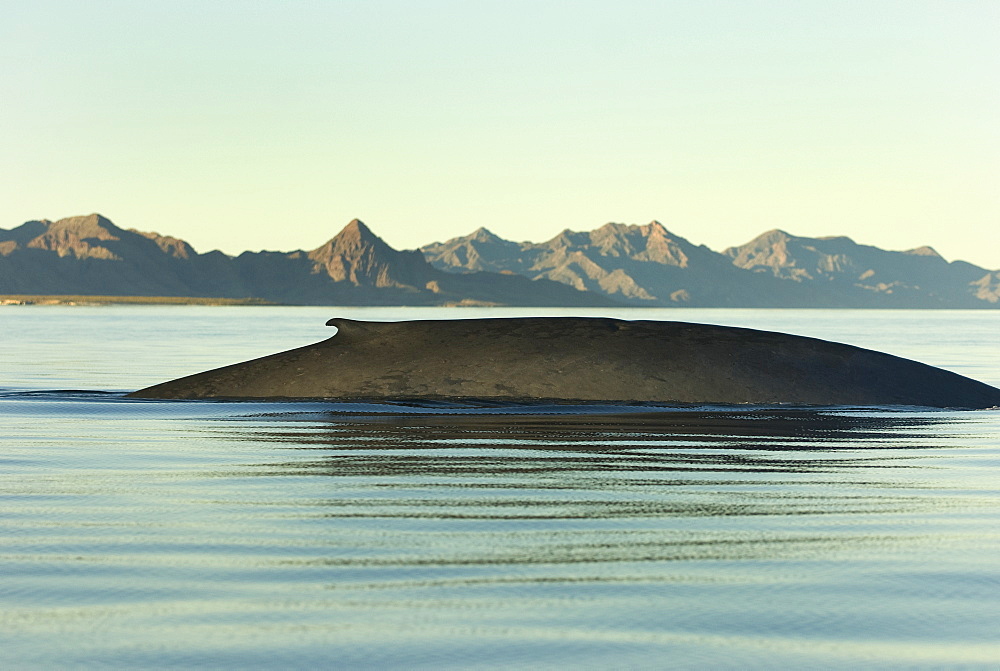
left=424, top=222, right=998, bottom=308
left=0, top=214, right=243, bottom=297
left=0, top=215, right=617, bottom=307
left=422, top=221, right=764, bottom=305
left=723, top=230, right=996, bottom=308
left=3, top=214, right=996, bottom=307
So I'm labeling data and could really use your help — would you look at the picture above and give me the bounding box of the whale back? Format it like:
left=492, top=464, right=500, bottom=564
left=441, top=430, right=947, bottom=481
left=130, top=317, right=1000, bottom=408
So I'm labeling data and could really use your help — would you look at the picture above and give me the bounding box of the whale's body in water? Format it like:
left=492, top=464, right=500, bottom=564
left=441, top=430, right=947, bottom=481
left=130, top=317, right=1000, bottom=408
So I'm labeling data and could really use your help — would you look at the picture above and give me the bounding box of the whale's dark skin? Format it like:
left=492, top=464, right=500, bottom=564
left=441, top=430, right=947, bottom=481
left=129, top=317, right=1000, bottom=408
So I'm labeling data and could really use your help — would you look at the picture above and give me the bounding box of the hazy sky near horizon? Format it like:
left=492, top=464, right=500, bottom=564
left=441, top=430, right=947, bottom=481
left=3, top=1, right=998, bottom=267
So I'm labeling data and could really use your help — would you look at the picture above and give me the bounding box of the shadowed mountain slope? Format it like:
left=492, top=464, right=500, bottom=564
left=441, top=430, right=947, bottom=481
left=724, top=229, right=994, bottom=308
left=423, top=222, right=998, bottom=308
left=424, top=221, right=811, bottom=307
left=231, top=218, right=619, bottom=306
left=0, top=215, right=617, bottom=307
left=3, top=214, right=997, bottom=307
left=0, top=214, right=244, bottom=297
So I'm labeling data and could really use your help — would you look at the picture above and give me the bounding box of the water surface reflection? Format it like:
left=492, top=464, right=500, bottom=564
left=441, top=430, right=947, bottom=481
left=234, top=407, right=956, bottom=477
left=198, top=408, right=975, bottom=567
left=5, top=400, right=999, bottom=668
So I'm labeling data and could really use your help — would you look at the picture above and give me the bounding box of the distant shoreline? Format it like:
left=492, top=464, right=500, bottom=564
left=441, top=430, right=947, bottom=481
left=6, top=215, right=997, bottom=308
left=0, top=295, right=275, bottom=306
left=0, top=295, right=993, bottom=309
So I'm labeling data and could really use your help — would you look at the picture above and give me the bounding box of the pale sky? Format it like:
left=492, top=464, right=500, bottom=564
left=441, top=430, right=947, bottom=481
left=2, top=1, right=998, bottom=268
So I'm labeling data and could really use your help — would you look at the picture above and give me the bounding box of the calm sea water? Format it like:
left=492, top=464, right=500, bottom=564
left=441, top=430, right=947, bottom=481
left=2, top=306, right=999, bottom=669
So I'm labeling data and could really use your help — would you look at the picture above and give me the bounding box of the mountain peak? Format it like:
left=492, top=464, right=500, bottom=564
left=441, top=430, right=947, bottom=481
left=469, top=226, right=503, bottom=242
left=4, top=214, right=996, bottom=307
left=341, top=218, right=375, bottom=237
left=642, top=220, right=684, bottom=240
left=757, top=229, right=795, bottom=242
left=906, top=245, right=943, bottom=259
left=419, top=226, right=524, bottom=274
left=585, top=221, right=696, bottom=266
left=723, top=229, right=796, bottom=258
left=309, top=219, right=430, bottom=288
left=22, top=213, right=127, bottom=259
left=319, top=219, right=386, bottom=253
left=317, top=219, right=389, bottom=256
left=50, top=213, right=122, bottom=239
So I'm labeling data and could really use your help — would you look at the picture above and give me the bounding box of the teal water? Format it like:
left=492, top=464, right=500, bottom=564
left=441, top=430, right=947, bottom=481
left=2, top=307, right=999, bottom=668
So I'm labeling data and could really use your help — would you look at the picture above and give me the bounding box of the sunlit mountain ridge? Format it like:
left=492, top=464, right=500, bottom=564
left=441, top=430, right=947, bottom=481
left=2, top=214, right=997, bottom=307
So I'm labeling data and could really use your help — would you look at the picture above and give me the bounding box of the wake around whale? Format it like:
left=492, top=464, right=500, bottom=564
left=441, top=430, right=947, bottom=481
left=129, top=317, right=1000, bottom=408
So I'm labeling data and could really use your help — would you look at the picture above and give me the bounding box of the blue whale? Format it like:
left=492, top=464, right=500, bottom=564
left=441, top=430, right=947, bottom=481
left=130, top=317, right=1000, bottom=408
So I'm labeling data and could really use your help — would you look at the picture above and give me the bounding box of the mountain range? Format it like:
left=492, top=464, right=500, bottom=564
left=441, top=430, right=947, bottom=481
left=423, top=221, right=1000, bottom=308
left=2, top=213, right=997, bottom=307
